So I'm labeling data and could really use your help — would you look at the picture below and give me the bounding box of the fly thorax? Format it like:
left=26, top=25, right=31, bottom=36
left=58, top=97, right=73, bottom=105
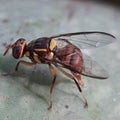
left=47, top=52, right=54, bottom=60
left=49, top=39, right=57, bottom=51
left=25, top=51, right=30, bottom=57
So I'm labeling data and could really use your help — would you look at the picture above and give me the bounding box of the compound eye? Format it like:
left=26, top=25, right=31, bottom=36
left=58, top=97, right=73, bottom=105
left=12, top=45, right=22, bottom=59
left=12, top=38, right=26, bottom=59
left=19, top=39, right=25, bottom=44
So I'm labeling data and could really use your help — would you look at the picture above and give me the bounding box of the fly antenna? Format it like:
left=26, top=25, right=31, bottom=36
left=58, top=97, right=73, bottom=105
left=3, top=43, right=14, bottom=56
left=3, top=20, right=27, bottom=56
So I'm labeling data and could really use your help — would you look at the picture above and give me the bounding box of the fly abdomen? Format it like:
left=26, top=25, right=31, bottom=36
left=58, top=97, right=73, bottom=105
left=55, top=44, right=84, bottom=73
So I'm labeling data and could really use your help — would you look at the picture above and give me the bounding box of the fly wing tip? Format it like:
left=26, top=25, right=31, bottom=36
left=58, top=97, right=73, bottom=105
left=109, top=33, right=117, bottom=43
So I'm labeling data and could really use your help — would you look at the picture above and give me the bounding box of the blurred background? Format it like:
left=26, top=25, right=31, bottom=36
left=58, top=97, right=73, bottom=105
left=0, top=0, right=119, bottom=120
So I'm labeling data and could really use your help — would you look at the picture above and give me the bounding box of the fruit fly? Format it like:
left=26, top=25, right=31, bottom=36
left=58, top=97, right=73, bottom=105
left=3, top=31, right=116, bottom=110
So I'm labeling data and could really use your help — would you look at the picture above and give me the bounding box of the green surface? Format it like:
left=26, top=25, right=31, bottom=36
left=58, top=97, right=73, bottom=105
left=0, top=0, right=119, bottom=120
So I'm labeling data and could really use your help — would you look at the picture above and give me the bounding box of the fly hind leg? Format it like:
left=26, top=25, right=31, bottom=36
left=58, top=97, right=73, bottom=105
left=56, top=66, right=88, bottom=108
left=72, top=72, right=84, bottom=86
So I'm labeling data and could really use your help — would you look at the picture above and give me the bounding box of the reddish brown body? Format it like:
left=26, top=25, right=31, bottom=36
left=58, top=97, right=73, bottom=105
left=3, top=31, right=116, bottom=110
left=54, top=44, right=84, bottom=73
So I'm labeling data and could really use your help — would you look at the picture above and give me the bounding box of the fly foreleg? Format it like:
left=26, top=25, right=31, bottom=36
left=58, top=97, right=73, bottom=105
left=2, top=60, right=36, bottom=76
left=15, top=60, right=36, bottom=71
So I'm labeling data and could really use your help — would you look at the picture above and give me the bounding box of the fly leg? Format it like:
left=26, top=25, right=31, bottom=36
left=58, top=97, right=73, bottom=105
left=3, top=60, right=36, bottom=76
left=48, top=64, right=56, bottom=111
left=15, top=60, right=36, bottom=71
left=56, top=66, right=88, bottom=108
left=72, top=72, right=84, bottom=86
left=15, top=60, right=36, bottom=75
left=73, top=78, right=88, bottom=109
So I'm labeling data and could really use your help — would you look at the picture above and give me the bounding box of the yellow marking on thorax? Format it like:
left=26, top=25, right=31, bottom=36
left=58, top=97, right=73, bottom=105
left=34, top=49, right=47, bottom=52
left=49, top=39, right=56, bottom=51
left=47, top=52, right=54, bottom=60
left=25, top=51, right=30, bottom=57
left=33, top=52, right=41, bottom=63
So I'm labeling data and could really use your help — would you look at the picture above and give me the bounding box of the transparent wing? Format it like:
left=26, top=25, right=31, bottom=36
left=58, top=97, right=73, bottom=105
left=53, top=53, right=109, bottom=79
left=50, top=31, right=116, bottom=49
left=81, top=53, right=109, bottom=79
